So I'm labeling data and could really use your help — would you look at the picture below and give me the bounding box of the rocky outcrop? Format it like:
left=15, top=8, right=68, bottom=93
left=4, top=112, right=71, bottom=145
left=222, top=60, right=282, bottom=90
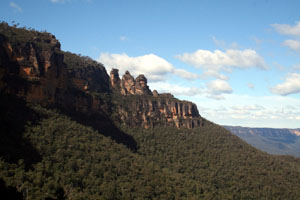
left=110, top=68, right=121, bottom=90
left=109, top=69, right=203, bottom=128
left=0, top=31, right=110, bottom=115
left=0, top=23, right=203, bottom=129
left=115, top=96, right=202, bottom=128
left=121, top=71, right=136, bottom=95
left=110, top=69, right=152, bottom=96
left=67, top=62, right=110, bottom=93
left=0, top=33, right=66, bottom=105
left=135, top=74, right=152, bottom=95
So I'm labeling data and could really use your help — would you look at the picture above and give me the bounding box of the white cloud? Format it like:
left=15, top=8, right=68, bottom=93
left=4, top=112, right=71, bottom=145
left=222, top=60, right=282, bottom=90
left=206, top=79, right=232, bottom=99
left=98, top=53, right=172, bottom=82
left=176, top=49, right=267, bottom=69
left=149, top=82, right=202, bottom=96
left=282, top=39, right=300, bottom=51
left=173, top=69, right=199, bottom=80
left=120, top=36, right=127, bottom=41
left=192, top=94, right=300, bottom=128
left=271, top=21, right=300, bottom=37
left=151, top=79, right=232, bottom=100
left=176, top=49, right=267, bottom=79
left=97, top=53, right=199, bottom=82
left=150, top=79, right=232, bottom=100
left=10, top=2, right=22, bottom=12
left=271, top=73, right=300, bottom=95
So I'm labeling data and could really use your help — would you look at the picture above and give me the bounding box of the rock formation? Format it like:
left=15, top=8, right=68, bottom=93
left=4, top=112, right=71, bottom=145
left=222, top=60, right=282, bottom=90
left=0, top=32, right=66, bottom=106
left=120, top=71, right=136, bottom=95
left=110, top=69, right=152, bottom=96
left=135, top=74, right=152, bottom=95
left=116, top=96, right=202, bottom=128
left=110, top=68, right=121, bottom=90
left=0, top=23, right=203, bottom=129
left=0, top=30, right=110, bottom=114
left=109, top=69, right=203, bottom=128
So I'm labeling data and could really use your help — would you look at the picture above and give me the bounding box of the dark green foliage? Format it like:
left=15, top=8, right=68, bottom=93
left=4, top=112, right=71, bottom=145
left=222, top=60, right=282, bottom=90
left=124, top=124, right=300, bottom=199
left=1, top=97, right=300, bottom=199
left=63, top=51, right=111, bottom=94
left=0, top=21, right=58, bottom=51
left=63, top=51, right=104, bottom=71
left=0, top=99, right=190, bottom=199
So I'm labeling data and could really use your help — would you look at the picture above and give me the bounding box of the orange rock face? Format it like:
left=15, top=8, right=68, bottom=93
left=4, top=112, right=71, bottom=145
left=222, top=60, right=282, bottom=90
left=0, top=35, right=65, bottom=105
left=108, top=69, right=203, bottom=129
left=0, top=28, right=203, bottom=130
left=110, top=68, right=121, bottom=89
left=110, top=69, right=152, bottom=96
left=115, top=96, right=203, bottom=129
left=121, top=71, right=136, bottom=95
left=0, top=32, right=110, bottom=115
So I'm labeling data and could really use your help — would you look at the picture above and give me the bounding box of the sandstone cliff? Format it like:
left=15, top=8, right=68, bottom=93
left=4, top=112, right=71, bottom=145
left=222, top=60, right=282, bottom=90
left=0, top=31, right=66, bottom=106
left=0, top=21, right=113, bottom=114
left=0, top=22, right=203, bottom=129
left=110, top=69, right=203, bottom=128
left=110, top=69, right=152, bottom=96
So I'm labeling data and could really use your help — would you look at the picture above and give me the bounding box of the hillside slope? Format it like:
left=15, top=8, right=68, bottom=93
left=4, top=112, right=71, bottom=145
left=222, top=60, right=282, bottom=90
left=1, top=22, right=300, bottom=199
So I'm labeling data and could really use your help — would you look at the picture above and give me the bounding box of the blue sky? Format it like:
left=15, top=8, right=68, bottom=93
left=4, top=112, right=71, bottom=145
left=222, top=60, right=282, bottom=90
left=2, top=0, right=300, bottom=128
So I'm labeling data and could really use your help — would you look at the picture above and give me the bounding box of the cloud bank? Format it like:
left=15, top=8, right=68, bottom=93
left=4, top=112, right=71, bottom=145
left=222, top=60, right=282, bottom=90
left=195, top=94, right=300, bottom=128
left=206, top=79, right=232, bottom=99
left=98, top=53, right=199, bottom=82
left=149, top=82, right=202, bottom=96
left=282, top=39, right=300, bottom=51
left=271, top=73, right=300, bottom=95
left=176, top=49, right=267, bottom=79
left=272, top=21, right=300, bottom=37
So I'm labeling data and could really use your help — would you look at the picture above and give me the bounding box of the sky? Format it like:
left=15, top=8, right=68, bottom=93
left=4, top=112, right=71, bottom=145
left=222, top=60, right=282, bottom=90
left=2, top=0, right=300, bottom=128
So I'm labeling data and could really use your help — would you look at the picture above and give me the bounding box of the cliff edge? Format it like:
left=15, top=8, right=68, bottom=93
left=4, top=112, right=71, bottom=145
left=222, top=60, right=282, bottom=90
left=110, top=68, right=203, bottom=128
left=0, top=22, right=203, bottom=129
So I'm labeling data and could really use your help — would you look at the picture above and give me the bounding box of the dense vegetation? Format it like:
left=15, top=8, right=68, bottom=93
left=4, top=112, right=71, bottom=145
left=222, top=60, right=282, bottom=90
left=0, top=95, right=189, bottom=200
left=0, top=21, right=58, bottom=51
left=1, top=93, right=300, bottom=199
left=63, top=51, right=104, bottom=71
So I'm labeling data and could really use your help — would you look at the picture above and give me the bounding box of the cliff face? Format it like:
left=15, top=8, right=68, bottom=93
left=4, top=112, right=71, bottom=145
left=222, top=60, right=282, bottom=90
left=0, top=30, right=111, bottom=115
left=116, top=97, right=202, bottom=128
left=0, top=23, right=203, bottom=129
left=0, top=32, right=66, bottom=106
left=110, top=69, right=203, bottom=128
left=110, top=69, right=152, bottom=96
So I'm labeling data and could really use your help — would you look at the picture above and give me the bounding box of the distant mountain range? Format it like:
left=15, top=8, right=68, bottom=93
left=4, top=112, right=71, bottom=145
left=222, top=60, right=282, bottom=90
left=224, top=126, right=300, bottom=157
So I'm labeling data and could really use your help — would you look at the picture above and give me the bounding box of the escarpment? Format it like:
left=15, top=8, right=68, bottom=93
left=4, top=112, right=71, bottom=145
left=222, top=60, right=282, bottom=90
left=110, top=69, right=203, bottom=128
left=0, top=25, right=111, bottom=115
left=110, top=69, right=152, bottom=96
left=0, top=31, right=66, bottom=106
left=0, top=22, right=203, bottom=129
